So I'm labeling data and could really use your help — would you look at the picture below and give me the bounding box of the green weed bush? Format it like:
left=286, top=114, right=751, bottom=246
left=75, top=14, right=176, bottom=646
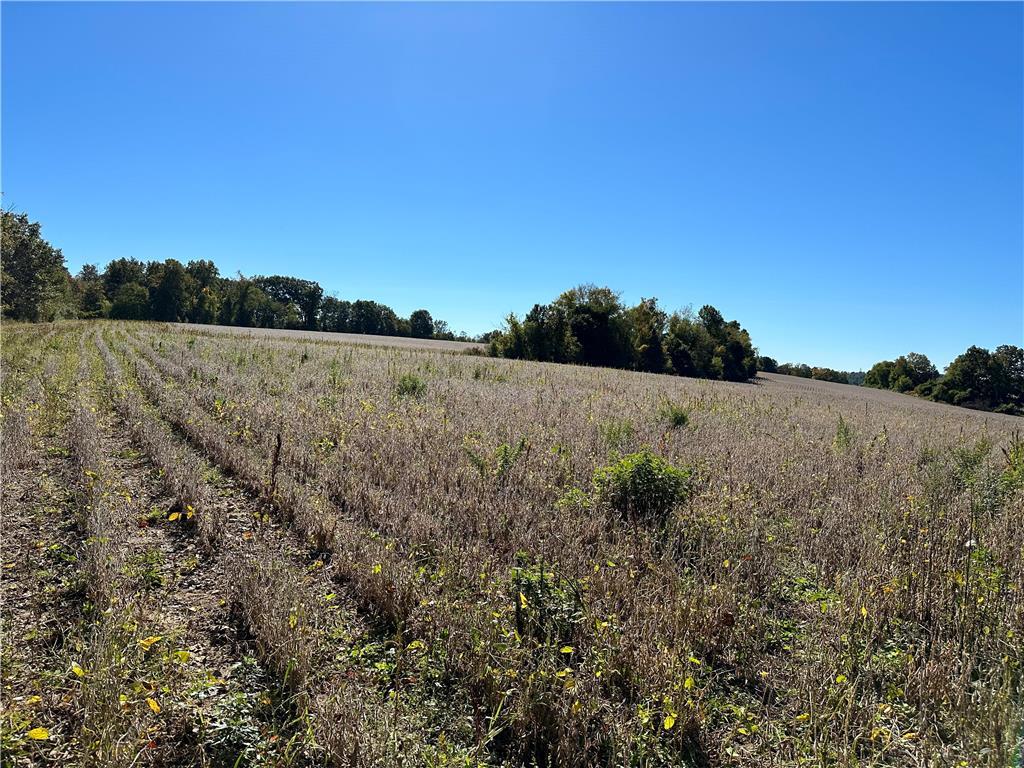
left=659, top=401, right=689, bottom=429
left=395, top=372, right=426, bottom=398
left=592, top=450, right=692, bottom=524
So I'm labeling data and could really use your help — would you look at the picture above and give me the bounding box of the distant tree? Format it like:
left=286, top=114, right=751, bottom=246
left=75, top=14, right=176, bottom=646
left=254, top=275, right=323, bottom=330
left=811, top=367, right=848, bottom=384
left=891, top=352, right=938, bottom=389
left=1, top=210, right=75, bottom=321
left=410, top=309, right=435, bottom=339
left=863, top=360, right=894, bottom=389
left=626, top=298, right=668, bottom=373
left=991, top=345, right=1024, bottom=411
left=491, top=313, right=528, bottom=359
left=102, top=257, right=146, bottom=301
left=319, top=296, right=352, bottom=332
left=109, top=282, right=150, bottom=320
left=756, top=356, right=778, bottom=373
left=935, top=346, right=993, bottom=407
left=553, top=285, right=632, bottom=369
left=664, top=311, right=714, bottom=378
left=150, top=259, right=192, bottom=322
left=846, top=370, right=866, bottom=386
left=186, top=259, right=219, bottom=288
left=432, top=319, right=455, bottom=340
left=76, top=264, right=109, bottom=318
left=349, top=299, right=401, bottom=336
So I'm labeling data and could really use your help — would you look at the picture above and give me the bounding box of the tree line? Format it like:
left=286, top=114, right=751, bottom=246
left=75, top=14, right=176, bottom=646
left=863, top=348, right=1023, bottom=415
left=488, top=285, right=758, bottom=382
left=759, top=347, right=1023, bottom=415
left=755, top=358, right=867, bottom=386
left=3, top=209, right=1020, bottom=412
left=1, top=211, right=467, bottom=342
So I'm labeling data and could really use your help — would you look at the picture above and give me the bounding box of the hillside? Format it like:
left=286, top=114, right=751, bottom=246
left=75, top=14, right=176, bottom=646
left=2, top=320, right=1021, bottom=767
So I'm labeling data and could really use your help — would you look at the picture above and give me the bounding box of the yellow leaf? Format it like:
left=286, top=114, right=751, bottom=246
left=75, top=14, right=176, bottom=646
left=860, top=606, right=868, bottom=618
left=71, top=661, right=85, bottom=678
left=174, top=650, right=190, bottom=663
left=26, top=727, right=49, bottom=740
left=795, top=713, right=810, bottom=722
left=560, top=646, right=574, bottom=654
left=168, top=512, right=180, bottom=522
left=26, top=695, right=42, bottom=705
left=139, top=635, right=162, bottom=651
left=146, top=697, right=161, bottom=714
left=684, top=676, right=695, bottom=690
left=663, top=713, right=676, bottom=730
left=519, top=591, right=528, bottom=608
left=835, top=674, right=847, bottom=684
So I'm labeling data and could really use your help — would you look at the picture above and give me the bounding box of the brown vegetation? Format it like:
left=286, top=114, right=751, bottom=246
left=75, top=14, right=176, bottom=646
left=2, top=320, right=1021, bottom=767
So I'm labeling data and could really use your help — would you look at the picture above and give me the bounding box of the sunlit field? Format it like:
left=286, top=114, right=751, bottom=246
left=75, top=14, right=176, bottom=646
left=3, top=321, right=1022, bottom=767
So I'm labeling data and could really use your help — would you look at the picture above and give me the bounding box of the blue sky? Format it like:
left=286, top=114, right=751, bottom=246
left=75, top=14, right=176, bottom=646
left=3, top=2, right=1021, bottom=369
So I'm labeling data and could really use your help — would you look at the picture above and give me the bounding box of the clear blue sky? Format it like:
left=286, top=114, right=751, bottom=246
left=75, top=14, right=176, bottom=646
left=3, top=2, right=1021, bottom=369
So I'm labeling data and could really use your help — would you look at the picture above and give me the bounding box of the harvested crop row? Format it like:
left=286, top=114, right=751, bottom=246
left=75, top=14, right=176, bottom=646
left=128, top=322, right=1024, bottom=766
left=117, top=327, right=653, bottom=764
left=103, top=327, right=497, bottom=764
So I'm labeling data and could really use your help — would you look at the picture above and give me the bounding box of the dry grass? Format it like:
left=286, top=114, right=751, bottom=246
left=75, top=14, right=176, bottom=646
left=2, top=319, right=1021, bottom=767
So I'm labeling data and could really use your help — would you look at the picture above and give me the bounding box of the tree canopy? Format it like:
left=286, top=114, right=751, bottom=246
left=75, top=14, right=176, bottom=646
left=1, top=211, right=76, bottom=321
left=489, top=285, right=758, bottom=383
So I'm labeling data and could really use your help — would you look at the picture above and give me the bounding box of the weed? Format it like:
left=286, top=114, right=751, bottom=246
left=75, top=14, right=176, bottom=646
left=395, top=372, right=426, bottom=398
left=659, top=401, right=689, bottom=429
left=592, top=450, right=691, bottom=524
left=833, top=414, right=853, bottom=452
left=126, top=549, right=164, bottom=590
left=599, top=418, right=635, bottom=452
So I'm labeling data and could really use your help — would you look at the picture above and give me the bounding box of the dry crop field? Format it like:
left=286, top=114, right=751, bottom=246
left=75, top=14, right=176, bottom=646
left=2, top=321, right=1022, bottom=768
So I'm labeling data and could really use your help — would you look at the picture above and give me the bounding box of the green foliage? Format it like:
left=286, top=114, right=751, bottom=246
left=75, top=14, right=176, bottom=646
left=592, top=450, right=692, bottom=524
left=409, top=308, right=435, bottom=339
left=462, top=436, right=528, bottom=483
left=109, top=283, right=150, bottom=320
left=833, top=415, right=853, bottom=452
left=126, top=548, right=164, bottom=590
left=510, top=556, right=584, bottom=646
left=865, top=345, right=1023, bottom=415
left=1, top=210, right=76, bottom=321
left=1002, top=433, right=1024, bottom=492
left=778, top=363, right=812, bottom=378
left=3, top=210, right=475, bottom=343
left=658, top=401, right=689, bottom=429
left=811, top=367, right=848, bottom=384
left=395, top=372, right=426, bottom=398
left=599, top=418, right=635, bottom=452
left=491, top=287, right=758, bottom=384
left=665, top=305, right=756, bottom=382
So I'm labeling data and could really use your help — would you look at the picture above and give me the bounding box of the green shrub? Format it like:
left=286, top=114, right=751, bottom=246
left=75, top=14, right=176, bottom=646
left=395, top=372, right=426, bottom=398
left=510, top=555, right=584, bottom=646
left=833, top=415, right=853, bottom=452
left=1002, top=433, right=1024, bottom=492
left=592, top=450, right=692, bottom=524
left=598, top=418, right=635, bottom=452
left=659, top=401, right=689, bottom=428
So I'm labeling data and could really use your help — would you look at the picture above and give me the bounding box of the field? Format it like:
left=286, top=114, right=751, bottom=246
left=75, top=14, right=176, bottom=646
left=2, top=320, right=1022, bottom=768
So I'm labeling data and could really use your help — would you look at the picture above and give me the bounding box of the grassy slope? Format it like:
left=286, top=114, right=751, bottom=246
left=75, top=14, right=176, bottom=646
left=3, top=320, right=1022, bottom=767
